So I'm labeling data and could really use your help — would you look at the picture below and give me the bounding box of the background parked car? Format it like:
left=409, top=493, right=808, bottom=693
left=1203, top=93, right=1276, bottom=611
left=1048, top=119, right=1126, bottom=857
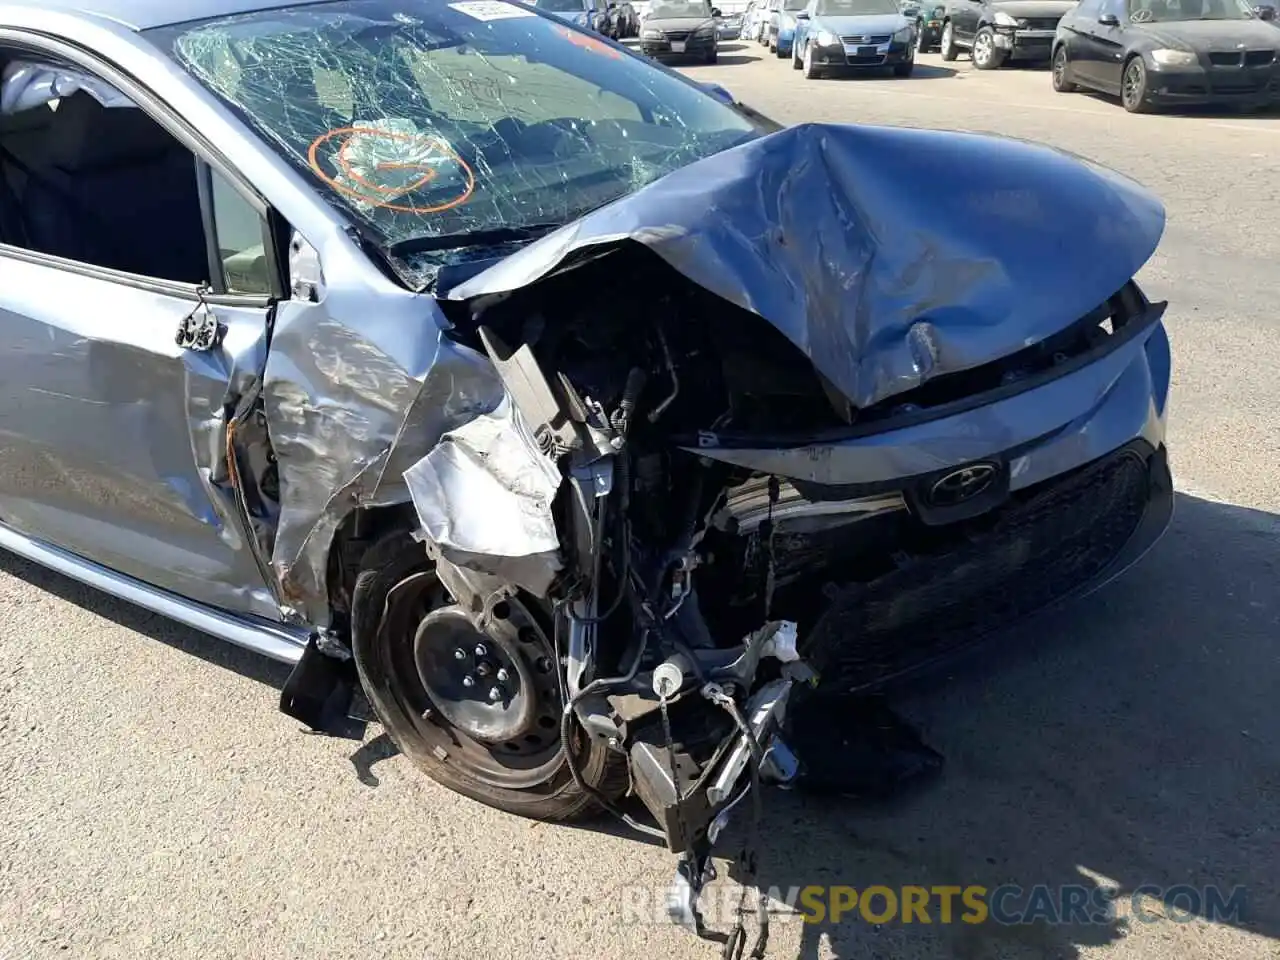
left=792, top=0, right=919, bottom=74
left=760, top=0, right=784, bottom=41
left=770, top=0, right=812, bottom=53
left=718, top=7, right=747, bottom=36
left=612, top=0, right=640, bottom=35
left=1053, top=0, right=1280, bottom=111
left=641, top=0, right=723, bottom=60
left=940, top=0, right=1077, bottom=67
left=916, top=2, right=947, bottom=46
left=532, top=0, right=612, bottom=31
left=742, top=0, right=770, bottom=36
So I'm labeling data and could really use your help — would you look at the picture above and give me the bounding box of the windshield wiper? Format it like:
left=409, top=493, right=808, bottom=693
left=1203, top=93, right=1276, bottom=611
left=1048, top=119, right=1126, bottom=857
left=389, top=223, right=564, bottom=256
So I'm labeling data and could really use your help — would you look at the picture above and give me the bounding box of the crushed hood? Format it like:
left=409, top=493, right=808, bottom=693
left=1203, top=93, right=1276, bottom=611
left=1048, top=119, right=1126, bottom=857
left=447, top=122, right=1165, bottom=410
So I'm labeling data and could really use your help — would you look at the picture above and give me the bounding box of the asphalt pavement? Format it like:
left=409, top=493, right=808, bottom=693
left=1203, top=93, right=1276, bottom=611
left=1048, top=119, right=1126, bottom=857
left=2, top=42, right=1279, bottom=960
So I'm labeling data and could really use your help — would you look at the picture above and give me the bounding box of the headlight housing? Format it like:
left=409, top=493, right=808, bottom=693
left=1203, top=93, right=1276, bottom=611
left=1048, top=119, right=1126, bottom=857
left=694, top=23, right=716, bottom=35
left=1151, top=48, right=1198, bottom=65
left=993, top=10, right=1019, bottom=26
left=893, top=26, right=913, bottom=41
left=642, top=26, right=663, bottom=37
left=816, top=28, right=838, bottom=44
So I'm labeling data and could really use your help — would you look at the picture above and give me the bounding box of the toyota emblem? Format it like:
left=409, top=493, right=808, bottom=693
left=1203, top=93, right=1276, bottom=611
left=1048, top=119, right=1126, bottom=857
left=929, top=463, right=999, bottom=506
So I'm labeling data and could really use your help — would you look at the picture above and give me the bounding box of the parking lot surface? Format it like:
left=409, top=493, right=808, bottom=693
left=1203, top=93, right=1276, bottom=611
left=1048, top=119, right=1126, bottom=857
left=2, top=41, right=1279, bottom=960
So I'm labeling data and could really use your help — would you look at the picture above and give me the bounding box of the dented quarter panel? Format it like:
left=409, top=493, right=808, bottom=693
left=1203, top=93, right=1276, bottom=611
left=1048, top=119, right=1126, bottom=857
left=448, top=122, right=1166, bottom=411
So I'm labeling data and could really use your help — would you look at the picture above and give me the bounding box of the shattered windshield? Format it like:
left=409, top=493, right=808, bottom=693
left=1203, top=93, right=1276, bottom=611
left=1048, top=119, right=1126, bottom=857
left=149, top=0, right=756, bottom=273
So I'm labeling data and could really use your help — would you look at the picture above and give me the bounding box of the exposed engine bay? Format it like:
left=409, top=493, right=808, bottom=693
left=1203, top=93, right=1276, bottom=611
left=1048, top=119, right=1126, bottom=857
left=374, top=244, right=1170, bottom=949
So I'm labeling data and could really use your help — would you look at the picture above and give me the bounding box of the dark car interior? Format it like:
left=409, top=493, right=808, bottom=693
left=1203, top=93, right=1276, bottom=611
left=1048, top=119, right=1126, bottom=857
left=0, top=57, right=209, bottom=285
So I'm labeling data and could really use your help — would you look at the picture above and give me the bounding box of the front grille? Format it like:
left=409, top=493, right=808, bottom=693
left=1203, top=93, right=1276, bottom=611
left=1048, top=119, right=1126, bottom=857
left=840, top=33, right=892, bottom=43
left=665, top=29, right=691, bottom=39
left=846, top=53, right=887, bottom=64
left=1245, top=49, right=1276, bottom=66
left=803, top=446, right=1154, bottom=691
left=1209, top=51, right=1244, bottom=66
left=1021, top=16, right=1060, bottom=28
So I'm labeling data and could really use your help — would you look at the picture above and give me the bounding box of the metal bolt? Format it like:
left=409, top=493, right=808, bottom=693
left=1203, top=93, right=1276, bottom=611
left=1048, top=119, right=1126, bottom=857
left=454, top=648, right=467, bottom=660
left=496, top=668, right=509, bottom=682
left=462, top=676, right=475, bottom=688
left=488, top=687, right=503, bottom=702
left=474, top=643, right=488, bottom=657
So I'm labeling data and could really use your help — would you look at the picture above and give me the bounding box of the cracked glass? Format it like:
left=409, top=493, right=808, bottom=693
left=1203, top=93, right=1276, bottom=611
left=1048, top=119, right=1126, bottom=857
left=148, top=0, right=757, bottom=281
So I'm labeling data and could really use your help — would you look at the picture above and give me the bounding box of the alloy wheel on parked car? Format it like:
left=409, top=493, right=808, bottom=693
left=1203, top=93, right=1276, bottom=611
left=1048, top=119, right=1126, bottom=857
left=1052, top=45, right=1077, bottom=92
left=1122, top=57, right=1152, bottom=112
left=940, top=20, right=957, bottom=60
left=971, top=26, right=1004, bottom=69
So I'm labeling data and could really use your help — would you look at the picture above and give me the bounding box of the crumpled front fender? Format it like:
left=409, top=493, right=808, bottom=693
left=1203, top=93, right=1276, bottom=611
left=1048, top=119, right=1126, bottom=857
left=448, top=122, right=1165, bottom=410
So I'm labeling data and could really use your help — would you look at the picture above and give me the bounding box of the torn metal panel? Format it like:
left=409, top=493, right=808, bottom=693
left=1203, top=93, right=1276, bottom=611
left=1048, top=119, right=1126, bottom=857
left=403, top=394, right=564, bottom=596
left=261, top=286, right=504, bottom=625
left=448, top=121, right=1165, bottom=410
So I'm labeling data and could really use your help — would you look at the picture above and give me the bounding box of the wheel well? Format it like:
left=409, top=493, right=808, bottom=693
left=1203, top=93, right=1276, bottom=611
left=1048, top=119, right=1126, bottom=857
left=325, top=502, right=419, bottom=625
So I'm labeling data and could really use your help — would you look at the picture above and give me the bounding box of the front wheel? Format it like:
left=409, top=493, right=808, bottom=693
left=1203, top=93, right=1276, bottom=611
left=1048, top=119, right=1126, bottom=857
left=350, top=531, right=625, bottom=822
left=802, top=40, right=823, bottom=78
left=793, top=39, right=804, bottom=68
left=894, top=58, right=915, bottom=77
left=939, top=21, right=958, bottom=60
left=706, top=46, right=718, bottom=63
left=1052, top=45, right=1078, bottom=92
left=1121, top=56, right=1152, bottom=113
left=971, top=26, right=1005, bottom=69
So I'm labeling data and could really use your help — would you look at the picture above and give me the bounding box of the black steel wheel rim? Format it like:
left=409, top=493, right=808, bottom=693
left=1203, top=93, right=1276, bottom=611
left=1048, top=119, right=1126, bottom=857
left=379, top=574, right=569, bottom=790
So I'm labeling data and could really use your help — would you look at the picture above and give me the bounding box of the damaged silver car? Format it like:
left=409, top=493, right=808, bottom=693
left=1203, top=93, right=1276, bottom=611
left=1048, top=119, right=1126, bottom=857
left=0, top=0, right=1172, bottom=944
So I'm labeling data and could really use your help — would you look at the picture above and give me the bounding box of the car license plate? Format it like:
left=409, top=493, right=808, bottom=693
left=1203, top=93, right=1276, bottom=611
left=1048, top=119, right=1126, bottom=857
left=857, top=44, right=877, bottom=55
left=671, top=40, right=686, bottom=51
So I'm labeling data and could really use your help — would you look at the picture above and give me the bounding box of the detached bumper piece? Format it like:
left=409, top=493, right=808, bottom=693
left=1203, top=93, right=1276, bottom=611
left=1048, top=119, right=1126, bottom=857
left=994, top=27, right=1057, bottom=62
left=805, top=441, right=1172, bottom=693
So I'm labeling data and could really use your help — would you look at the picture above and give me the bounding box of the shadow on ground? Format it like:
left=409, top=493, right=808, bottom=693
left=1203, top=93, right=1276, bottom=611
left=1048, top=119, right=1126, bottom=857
left=2, top=492, right=1276, bottom=957
left=1078, top=89, right=1280, bottom=118
left=833, top=62, right=957, bottom=80
left=718, top=492, right=1280, bottom=958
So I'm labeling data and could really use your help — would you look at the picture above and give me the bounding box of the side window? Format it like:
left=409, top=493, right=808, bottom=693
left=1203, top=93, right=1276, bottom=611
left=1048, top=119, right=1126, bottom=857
left=0, top=53, right=279, bottom=297
left=208, top=169, right=273, bottom=296
left=0, top=59, right=209, bottom=285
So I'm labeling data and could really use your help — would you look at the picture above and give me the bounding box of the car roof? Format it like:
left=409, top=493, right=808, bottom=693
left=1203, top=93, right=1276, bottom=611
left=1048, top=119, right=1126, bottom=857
left=3, top=0, right=321, bottom=31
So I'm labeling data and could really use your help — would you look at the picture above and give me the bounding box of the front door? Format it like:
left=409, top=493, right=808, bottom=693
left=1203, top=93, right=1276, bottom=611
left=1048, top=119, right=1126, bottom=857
left=0, top=61, right=281, bottom=621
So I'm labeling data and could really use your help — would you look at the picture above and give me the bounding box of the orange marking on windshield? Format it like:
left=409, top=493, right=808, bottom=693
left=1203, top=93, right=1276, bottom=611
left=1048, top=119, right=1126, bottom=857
left=307, top=125, right=475, bottom=214
left=556, top=24, right=624, bottom=57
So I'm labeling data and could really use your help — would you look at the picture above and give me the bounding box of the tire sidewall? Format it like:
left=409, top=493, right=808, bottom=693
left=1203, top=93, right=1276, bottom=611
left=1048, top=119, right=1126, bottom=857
left=350, top=539, right=620, bottom=821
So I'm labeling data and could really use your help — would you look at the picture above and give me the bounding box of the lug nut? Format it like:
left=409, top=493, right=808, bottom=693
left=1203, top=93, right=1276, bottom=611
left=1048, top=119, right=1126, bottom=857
left=462, top=676, right=475, bottom=688
left=488, top=687, right=503, bottom=702
left=474, top=643, right=488, bottom=657
left=454, top=648, right=467, bottom=660
left=496, top=668, right=509, bottom=682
